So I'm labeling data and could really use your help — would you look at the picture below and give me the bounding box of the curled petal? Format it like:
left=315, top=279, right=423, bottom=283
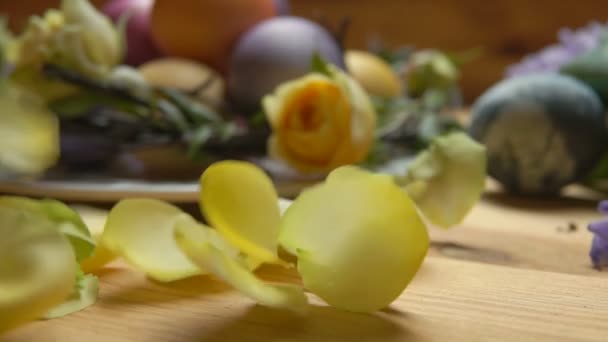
left=174, top=220, right=308, bottom=311
left=44, top=272, right=98, bottom=319
left=76, top=206, right=116, bottom=273
left=101, top=199, right=202, bottom=282
left=401, top=132, right=486, bottom=228
left=200, top=161, right=283, bottom=265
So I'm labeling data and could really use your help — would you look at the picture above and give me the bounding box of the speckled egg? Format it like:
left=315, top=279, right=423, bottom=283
left=469, top=74, right=608, bottom=195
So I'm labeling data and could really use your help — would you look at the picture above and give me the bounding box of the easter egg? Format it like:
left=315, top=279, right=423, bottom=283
left=345, top=50, right=403, bottom=98
left=138, top=58, right=224, bottom=109
left=150, top=0, right=277, bottom=72
left=226, top=17, right=345, bottom=114
left=470, top=74, right=608, bottom=195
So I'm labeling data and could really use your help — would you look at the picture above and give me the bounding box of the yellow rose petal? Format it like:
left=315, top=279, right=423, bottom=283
left=174, top=220, right=308, bottom=312
left=75, top=206, right=116, bottom=273
left=0, top=196, right=95, bottom=262
left=264, top=74, right=331, bottom=128
left=101, top=199, right=202, bottom=282
left=402, top=132, right=487, bottom=228
left=0, top=207, right=75, bottom=332
left=200, top=161, right=283, bottom=265
left=280, top=168, right=429, bottom=312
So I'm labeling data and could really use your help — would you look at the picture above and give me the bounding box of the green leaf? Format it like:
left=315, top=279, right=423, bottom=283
left=420, top=89, right=449, bottom=110
left=373, top=46, right=415, bottom=69
left=49, top=91, right=144, bottom=119
left=249, top=110, right=268, bottom=127
left=159, top=87, right=221, bottom=124
left=310, top=53, right=332, bottom=77
left=186, top=125, right=214, bottom=159
left=44, top=267, right=99, bottom=319
left=372, top=95, right=413, bottom=138
left=156, top=98, right=190, bottom=133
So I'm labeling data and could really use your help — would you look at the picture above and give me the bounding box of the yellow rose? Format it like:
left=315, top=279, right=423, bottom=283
left=263, top=66, right=376, bottom=172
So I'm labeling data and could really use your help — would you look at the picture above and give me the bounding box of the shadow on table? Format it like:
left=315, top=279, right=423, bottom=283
left=97, top=268, right=233, bottom=307
left=482, top=185, right=603, bottom=211
left=186, top=304, right=414, bottom=342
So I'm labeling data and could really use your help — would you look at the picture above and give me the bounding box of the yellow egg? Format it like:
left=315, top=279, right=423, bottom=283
left=138, top=58, right=225, bottom=109
left=345, top=50, right=403, bottom=98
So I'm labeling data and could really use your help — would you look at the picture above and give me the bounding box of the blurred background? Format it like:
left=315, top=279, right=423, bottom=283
left=3, top=0, right=608, bottom=103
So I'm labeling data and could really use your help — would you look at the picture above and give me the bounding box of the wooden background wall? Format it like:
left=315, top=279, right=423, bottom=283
left=2, top=0, right=608, bottom=103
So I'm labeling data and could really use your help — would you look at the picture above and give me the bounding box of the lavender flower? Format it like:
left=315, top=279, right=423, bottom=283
left=506, top=22, right=608, bottom=77
left=588, top=200, right=608, bottom=270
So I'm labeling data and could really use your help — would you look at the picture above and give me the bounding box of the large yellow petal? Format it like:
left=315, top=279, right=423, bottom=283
left=174, top=220, right=308, bottom=311
left=101, top=199, right=202, bottom=282
left=200, top=161, right=283, bottom=265
left=280, top=167, right=429, bottom=312
left=0, top=207, right=75, bottom=332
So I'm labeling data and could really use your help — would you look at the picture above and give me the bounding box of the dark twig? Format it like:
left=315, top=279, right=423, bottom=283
left=335, top=17, right=351, bottom=49
left=312, top=14, right=351, bottom=49
left=187, top=73, right=215, bottom=97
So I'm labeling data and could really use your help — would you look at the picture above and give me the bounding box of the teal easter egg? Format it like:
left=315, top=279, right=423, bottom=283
left=470, top=74, right=608, bottom=195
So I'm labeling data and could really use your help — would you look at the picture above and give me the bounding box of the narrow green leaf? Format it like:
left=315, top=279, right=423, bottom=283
left=186, top=125, right=214, bottom=159
left=310, top=53, right=332, bottom=77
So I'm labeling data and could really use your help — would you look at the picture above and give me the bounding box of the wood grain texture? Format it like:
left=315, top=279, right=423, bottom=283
left=3, top=257, right=607, bottom=342
left=290, top=0, right=608, bottom=102
left=3, top=189, right=608, bottom=341
left=429, top=185, right=607, bottom=276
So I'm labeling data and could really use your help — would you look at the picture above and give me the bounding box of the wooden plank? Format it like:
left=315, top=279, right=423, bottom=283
left=3, top=257, right=607, bottom=342
left=428, top=187, right=606, bottom=276
left=291, top=0, right=608, bottom=102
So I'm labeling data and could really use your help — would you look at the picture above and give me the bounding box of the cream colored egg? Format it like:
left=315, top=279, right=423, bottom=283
left=138, top=58, right=225, bottom=108
left=345, top=50, right=403, bottom=98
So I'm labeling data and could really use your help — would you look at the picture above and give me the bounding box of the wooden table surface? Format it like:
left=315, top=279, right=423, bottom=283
left=3, top=182, right=608, bottom=342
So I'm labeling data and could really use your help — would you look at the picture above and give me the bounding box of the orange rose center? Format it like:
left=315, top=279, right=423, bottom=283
left=276, top=80, right=351, bottom=166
